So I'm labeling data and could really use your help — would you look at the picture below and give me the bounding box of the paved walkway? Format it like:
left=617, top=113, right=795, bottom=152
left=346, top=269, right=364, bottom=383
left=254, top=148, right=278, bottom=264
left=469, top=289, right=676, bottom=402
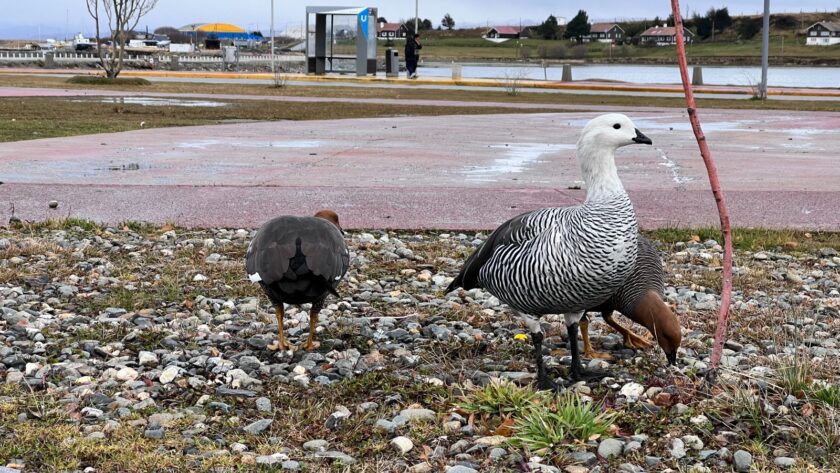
left=0, top=103, right=837, bottom=230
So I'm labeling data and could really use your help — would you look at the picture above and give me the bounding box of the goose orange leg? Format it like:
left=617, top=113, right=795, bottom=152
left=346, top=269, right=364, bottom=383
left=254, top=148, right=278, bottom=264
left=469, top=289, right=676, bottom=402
left=267, top=306, right=290, bottom=351
left=580, top=315, right=614, bottom=360
left=302, top=306, right=321, bottom=351
left=603, top=312, right=652, bottom=349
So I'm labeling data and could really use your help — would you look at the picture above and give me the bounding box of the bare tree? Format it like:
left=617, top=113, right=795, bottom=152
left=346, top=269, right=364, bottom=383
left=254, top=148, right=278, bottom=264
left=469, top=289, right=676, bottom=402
left=86, top=0, right=159, bottom=78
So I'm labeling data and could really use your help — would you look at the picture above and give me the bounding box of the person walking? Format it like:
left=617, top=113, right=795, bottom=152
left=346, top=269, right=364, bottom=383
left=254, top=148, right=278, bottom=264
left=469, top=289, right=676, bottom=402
left=405, top=33, right=422, bottom=79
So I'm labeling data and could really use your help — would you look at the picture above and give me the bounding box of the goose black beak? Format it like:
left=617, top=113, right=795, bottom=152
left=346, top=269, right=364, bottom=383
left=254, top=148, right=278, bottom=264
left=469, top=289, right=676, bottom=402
left=633, top=129, right=653, bottom=145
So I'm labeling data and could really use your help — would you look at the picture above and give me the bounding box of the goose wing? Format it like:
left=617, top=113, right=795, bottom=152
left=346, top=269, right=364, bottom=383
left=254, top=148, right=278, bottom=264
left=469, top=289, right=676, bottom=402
left=246, top=217, right=348, bottom=286
left=446, top=208, right=570, bottom=292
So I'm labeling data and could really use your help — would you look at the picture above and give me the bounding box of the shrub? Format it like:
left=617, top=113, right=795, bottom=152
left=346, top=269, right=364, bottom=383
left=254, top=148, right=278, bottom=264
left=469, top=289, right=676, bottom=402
left=67, top=76, right=151, bottom=86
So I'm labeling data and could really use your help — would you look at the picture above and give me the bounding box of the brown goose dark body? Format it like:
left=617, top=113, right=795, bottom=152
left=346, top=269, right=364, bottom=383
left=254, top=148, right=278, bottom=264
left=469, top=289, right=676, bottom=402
left=581, top=235, right=681, bottom=364
left=246, top=212, right=348, bottom=350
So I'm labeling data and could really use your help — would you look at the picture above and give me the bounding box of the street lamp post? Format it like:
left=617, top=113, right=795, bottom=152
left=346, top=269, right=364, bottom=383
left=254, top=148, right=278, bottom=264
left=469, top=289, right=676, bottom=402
left=759, top=0, right=769, bottom=99
left=414, top=0, right=418, bottom=34
left=270, top=0, right=275, bottom=77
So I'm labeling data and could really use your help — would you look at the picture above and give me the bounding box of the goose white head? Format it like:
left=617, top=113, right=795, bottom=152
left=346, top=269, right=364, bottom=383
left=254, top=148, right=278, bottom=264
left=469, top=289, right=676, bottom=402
left=576, top=114, right=652, bottom=200
left=579, top=113, right=652, bottom=150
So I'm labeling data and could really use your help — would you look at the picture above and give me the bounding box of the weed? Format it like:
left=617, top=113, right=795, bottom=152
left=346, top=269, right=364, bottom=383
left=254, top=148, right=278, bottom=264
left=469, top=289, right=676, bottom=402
left=778, top=359, right=812, bottom=399
left=791, top=408, right=840, bottom=464
left=458, top=379, right=548, bottom=417
left=510, top=393, right=615, bottom=457
left=67, top=75, right=151, bottom=86
left=811, top=384, right=840, bottom=408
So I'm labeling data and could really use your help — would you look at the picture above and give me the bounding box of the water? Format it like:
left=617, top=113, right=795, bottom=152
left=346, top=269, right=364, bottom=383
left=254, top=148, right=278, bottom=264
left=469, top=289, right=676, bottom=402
left=177, top=140, right=324, bottom=150
left=73, top=97, right=230, bottom=107
left=418, top=63, right=840, bottom=89
left=464, top=143, right=575, bottom=182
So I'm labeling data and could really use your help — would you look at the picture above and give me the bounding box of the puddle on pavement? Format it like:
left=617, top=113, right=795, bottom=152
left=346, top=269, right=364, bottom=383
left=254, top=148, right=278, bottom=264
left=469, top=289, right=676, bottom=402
left=177, top=140, right=324, bottom=150
left=72, top=97, right=230, bottom=107
left=569, top=116, right=832, bottom=137
left=656, top=149, right=695, bottom=187
left=464, top=143, right=575, bottom=182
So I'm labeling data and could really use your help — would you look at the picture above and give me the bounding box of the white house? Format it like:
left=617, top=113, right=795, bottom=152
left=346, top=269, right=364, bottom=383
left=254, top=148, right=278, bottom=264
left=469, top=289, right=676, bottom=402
left=805, top=21, right=840, bottom=46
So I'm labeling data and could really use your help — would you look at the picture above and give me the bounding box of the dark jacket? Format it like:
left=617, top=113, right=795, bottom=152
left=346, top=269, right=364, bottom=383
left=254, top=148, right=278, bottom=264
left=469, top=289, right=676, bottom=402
left=405, top=38, right=422, bottom=59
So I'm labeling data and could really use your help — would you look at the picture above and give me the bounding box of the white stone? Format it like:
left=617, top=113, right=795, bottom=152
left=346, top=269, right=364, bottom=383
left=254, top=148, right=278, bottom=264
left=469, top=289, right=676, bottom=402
left=682, top=435, right=704, bottom=451
left=159, top=365, right=183, bottom=384
left=670, top=438, right=686, bottom=459
left=619, top=382, right=645, bottom=402
left=116, top=367, right=139, bottom=382
left=391, top=436, right=414, bottom=454
left=475, top=436, right=506, bottom=447
left=690, top=414, right=710, bottom=427
left=138, top=351, right=159, bottom=367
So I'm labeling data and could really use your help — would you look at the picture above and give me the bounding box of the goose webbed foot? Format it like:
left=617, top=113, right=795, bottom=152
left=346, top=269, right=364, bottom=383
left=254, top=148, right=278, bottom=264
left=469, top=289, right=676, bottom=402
left=568, top=322, right=610, bottom=381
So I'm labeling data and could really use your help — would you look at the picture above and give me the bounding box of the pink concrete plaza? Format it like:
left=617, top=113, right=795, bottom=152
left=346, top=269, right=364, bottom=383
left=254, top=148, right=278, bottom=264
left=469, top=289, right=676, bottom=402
left=0, top=87, right=838, bottom=230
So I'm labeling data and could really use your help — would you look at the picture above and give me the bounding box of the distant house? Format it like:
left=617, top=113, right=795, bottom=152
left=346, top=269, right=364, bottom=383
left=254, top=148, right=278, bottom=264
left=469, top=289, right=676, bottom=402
left=377, top=22, right=408, bottom=40
left=640, top=25, right=694, bottom=46
left=582, top=23, right=625, bottom=43
left=805, top=21, right=840, bottom=46
left=485, top=26, right=530, bottom=39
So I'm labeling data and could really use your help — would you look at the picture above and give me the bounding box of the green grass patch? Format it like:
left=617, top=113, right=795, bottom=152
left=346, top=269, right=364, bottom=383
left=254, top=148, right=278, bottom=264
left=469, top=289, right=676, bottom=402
left=458, top=379, right=549, bottom=417
left=510, top=393, right=616, bottom=456
left=644, top=227, right=840, bottom=252
left=811, top=384, right=840, bottom=408
left=14, top=217, right=102, bottom=233
left=67, top=75, right=151, bottom=86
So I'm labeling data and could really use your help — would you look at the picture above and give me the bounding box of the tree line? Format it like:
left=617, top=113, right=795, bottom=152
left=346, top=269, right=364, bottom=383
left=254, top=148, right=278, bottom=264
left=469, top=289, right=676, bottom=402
left=533, top=7, right=777, bottom=43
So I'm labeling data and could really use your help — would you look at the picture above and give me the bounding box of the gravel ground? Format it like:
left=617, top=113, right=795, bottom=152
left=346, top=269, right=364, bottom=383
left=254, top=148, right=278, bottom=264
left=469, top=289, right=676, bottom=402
left=0, top=223, right=838, bottom=472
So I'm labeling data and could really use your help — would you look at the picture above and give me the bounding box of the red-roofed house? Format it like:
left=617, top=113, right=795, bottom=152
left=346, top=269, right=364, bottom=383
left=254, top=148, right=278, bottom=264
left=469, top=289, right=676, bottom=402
left=377, top=22, right=408, bottom=40
left=581, top=23, right=625, bottom=43
left=640, top=25, right=694, bottom=46
left=485, top=26, right=530, bottom=39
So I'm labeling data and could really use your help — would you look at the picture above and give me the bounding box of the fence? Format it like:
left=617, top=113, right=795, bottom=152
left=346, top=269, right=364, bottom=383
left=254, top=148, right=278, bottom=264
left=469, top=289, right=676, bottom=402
left=0, top=50, right=302, bottom=65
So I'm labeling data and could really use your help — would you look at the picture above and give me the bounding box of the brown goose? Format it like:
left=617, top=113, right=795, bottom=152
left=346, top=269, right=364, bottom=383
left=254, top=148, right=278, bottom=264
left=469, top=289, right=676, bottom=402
left=246, top=210, right=349, bottom=351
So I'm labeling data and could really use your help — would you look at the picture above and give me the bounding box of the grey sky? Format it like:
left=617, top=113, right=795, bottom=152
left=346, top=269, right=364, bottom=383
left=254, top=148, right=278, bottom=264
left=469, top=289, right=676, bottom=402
left=0, top=0, right=834, bottom=39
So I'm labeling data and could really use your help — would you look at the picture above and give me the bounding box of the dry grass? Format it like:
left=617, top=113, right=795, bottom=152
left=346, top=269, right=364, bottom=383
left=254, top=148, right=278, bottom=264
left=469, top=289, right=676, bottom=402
left=0, top=74, right=838, bottom=113
left=0, top=95, right=561, bottom=143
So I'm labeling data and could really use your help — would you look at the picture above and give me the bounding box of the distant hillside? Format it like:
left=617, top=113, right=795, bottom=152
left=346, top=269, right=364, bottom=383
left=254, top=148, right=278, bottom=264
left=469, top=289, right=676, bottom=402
left=418, top=10, right=840, bottom=42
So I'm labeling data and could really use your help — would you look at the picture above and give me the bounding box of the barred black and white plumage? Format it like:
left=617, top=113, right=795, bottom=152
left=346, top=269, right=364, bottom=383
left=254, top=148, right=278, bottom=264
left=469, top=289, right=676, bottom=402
left=474, top=194, right=638, bottom=316
left=447, top=113, right=653, bottom=388
left=592, top=235, right=664, bottom=316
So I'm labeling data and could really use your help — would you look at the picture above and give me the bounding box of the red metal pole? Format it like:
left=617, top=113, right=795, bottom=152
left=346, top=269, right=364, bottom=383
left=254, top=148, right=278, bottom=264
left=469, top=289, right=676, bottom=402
left=669, top=0, right=734, bottom=375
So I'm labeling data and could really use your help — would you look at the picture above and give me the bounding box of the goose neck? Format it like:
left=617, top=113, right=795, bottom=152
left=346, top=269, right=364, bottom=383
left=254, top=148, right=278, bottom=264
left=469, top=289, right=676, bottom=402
left=577, top=143, right=623, bottom=201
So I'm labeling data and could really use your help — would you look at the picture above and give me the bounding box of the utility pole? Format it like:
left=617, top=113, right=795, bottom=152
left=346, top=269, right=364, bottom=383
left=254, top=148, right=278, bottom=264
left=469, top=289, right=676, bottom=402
left=270, top=0, right=275, bottom=76
left=759, top=0, right=769, bottom=99
left=415, top=0, right=419, bottom=34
